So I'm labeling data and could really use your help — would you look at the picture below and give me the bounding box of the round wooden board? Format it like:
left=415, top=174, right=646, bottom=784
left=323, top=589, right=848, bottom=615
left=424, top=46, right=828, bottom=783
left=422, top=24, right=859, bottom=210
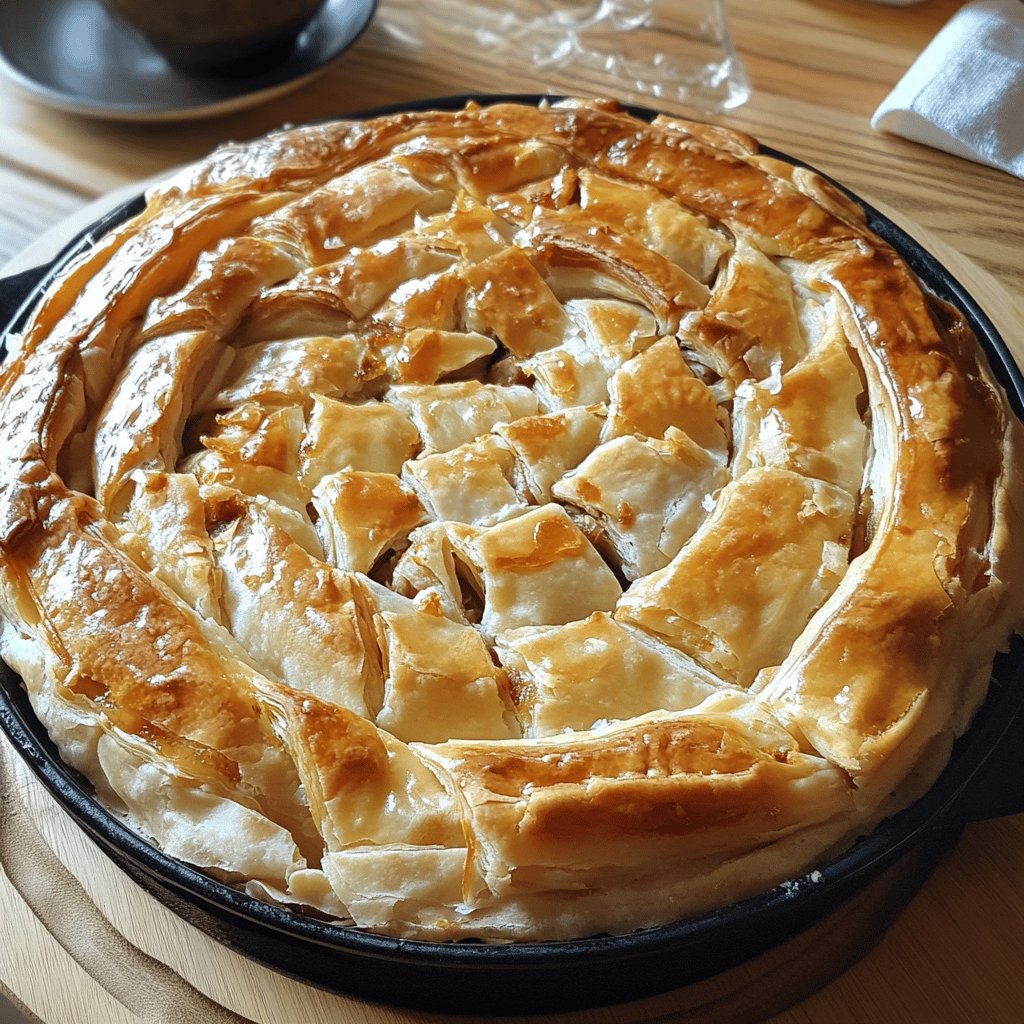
left=1, top=193, right=1022, bottom=1024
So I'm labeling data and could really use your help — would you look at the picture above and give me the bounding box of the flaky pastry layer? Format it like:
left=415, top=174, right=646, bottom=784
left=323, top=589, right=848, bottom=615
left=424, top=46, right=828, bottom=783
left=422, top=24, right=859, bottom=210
left=0, top=99, right=1021, bottom=941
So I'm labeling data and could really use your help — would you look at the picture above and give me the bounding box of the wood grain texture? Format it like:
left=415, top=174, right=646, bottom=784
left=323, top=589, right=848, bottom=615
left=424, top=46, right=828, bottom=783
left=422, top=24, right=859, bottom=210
left=0, top=164, right=85, bottom=267
left=0, top=2, right=1022, bottom=1022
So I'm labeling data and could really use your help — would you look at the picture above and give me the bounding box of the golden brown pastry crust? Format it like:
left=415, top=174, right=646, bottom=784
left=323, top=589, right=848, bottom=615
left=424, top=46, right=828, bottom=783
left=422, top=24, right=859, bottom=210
left=1, top=99, right=1021, bottom=941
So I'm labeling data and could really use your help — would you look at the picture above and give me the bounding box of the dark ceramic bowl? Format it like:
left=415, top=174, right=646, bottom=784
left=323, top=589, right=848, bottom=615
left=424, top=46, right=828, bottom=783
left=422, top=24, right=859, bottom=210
left=1, top=97, right=1023, bottom=1016
left=98, top=0, right=327, bottom=74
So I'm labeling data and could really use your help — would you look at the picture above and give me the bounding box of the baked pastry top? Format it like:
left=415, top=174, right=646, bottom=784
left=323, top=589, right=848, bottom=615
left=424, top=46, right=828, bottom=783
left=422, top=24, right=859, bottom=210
left=1, top=99, right=1021, bottom=941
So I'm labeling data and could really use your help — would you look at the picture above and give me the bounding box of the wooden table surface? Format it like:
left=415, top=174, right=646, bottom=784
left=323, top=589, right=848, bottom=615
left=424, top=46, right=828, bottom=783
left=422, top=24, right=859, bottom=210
left=0, top=1, right=1022, bottom=1022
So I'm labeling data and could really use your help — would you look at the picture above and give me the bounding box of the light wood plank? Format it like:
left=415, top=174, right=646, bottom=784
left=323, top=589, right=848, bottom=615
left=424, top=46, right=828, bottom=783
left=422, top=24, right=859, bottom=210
left=0, top=164, right=87, bottom=267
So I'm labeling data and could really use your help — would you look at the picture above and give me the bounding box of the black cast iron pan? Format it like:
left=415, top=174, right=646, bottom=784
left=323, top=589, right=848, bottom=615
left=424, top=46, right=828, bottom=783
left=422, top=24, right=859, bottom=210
left=1, top=96, right=1023, bottom=1016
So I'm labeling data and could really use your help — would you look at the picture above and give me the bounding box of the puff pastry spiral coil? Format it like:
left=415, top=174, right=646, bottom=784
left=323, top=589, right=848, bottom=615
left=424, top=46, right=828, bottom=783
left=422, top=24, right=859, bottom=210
left=1, top=100, right=1022, bottom=941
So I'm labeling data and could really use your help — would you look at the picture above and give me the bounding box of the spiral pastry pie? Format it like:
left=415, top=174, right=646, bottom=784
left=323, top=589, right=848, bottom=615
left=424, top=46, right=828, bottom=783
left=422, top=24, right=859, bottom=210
left=1, top=100, right=1021, bottom=941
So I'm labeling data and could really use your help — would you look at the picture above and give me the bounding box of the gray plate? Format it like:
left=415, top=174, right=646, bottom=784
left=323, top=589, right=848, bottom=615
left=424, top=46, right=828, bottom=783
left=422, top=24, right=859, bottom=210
left=0, top=0, right=377, bottom=121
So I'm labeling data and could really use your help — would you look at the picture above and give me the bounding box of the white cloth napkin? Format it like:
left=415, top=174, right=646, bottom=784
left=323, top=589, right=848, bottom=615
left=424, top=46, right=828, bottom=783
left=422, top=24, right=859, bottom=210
left=871, top=0, right=1024, bottom=178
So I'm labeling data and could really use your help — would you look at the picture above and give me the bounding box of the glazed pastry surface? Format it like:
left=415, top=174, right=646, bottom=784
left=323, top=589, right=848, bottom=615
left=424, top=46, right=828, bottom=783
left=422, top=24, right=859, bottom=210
left=1, top=99, right=1021, bottom=941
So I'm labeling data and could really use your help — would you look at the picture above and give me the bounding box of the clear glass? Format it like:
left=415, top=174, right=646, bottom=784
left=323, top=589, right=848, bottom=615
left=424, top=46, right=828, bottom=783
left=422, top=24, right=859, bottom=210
left=416, top=0, right=749, bottom=115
